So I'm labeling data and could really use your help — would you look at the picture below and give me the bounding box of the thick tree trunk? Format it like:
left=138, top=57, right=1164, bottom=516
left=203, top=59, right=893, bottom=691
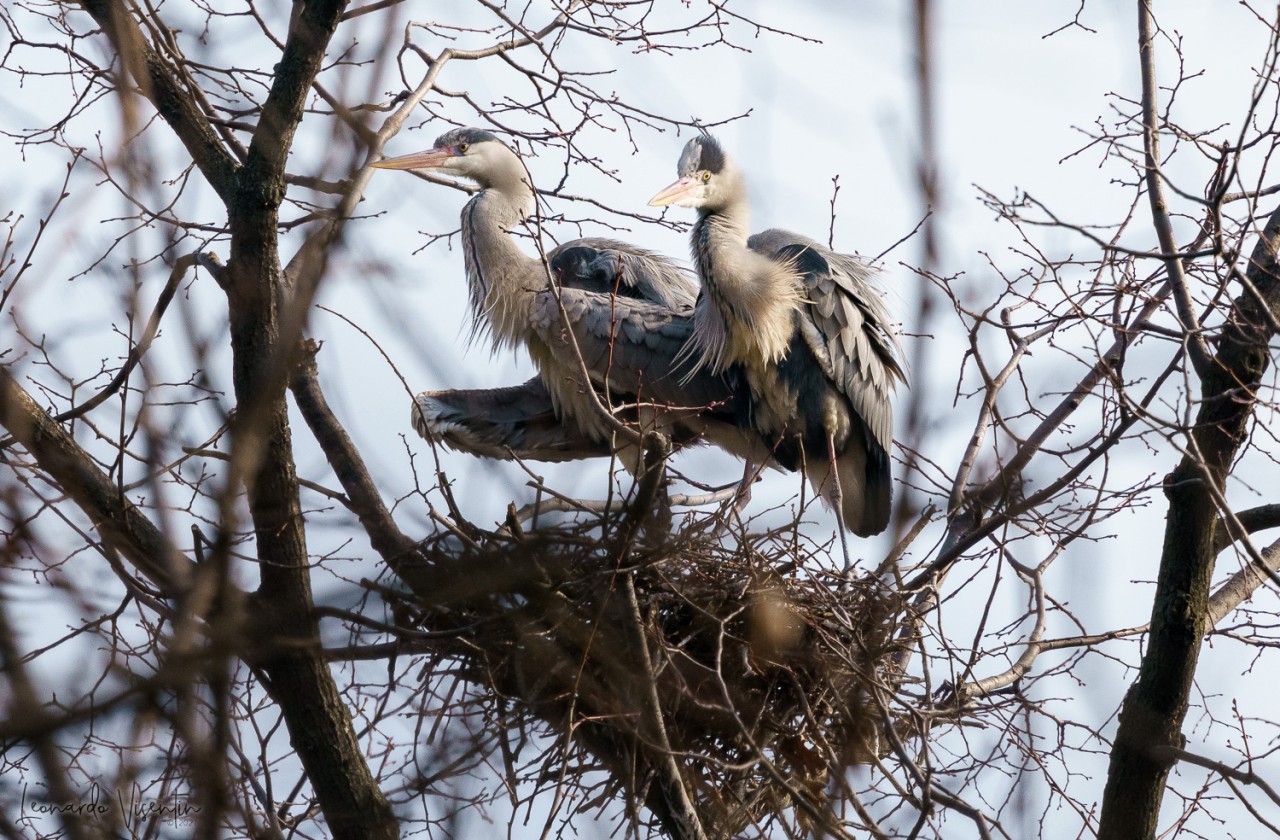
left=1097, top=205, right=1280, bottom=838
left=74, top=2, right=399, bottom=836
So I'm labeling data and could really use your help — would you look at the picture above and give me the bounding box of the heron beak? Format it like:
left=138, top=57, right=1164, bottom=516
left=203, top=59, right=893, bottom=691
left=370, top=147, right=453, bottom=172
left=648, top=176, right=698, bottom=207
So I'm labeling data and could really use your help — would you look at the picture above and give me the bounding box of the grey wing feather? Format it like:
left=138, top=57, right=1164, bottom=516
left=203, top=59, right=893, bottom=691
left=411, top=378, right=612, bottom=462
left=748, top=229, right=906, bottom=454
left=553, top=237, right=698, bottom=312
left=529, top=287, right=736, bottom=412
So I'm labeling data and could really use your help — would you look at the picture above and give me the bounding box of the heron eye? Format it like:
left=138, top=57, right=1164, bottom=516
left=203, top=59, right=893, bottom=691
left=701, top=171, right=711, bottom=183
left=458, top=143, right=470, bottom=153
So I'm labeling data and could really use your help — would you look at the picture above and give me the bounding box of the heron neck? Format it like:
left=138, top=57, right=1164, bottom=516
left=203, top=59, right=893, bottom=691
left=694, top=199, right=750, bottom=247
left=461, top=188, right=544, bottom=352
left=691, top=201, right=750, bottom=294
left=690, top=201, right=800, bottom=369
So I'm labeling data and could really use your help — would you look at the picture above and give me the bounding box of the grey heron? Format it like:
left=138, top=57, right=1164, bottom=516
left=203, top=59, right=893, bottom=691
left=373, top=128, right=764, bottom=472
left=649, top=135, right=905, bottom=547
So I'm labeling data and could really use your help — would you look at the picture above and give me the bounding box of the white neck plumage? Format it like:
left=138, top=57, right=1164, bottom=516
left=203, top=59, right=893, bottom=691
left=690, top=184, right=801, bottom=372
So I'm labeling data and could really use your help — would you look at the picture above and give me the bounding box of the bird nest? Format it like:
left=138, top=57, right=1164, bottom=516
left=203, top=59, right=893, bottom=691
left=395, top=496, right=912, bottom=835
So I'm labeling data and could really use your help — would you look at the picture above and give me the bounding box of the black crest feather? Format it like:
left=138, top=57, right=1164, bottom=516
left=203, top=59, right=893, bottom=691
left=434, top=127, right=502, bottom=148
left=678, top=134, right=726, bottom=176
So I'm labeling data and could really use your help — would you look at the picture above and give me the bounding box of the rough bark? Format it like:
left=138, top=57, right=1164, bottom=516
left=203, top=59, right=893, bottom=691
left=219, top=2, right=397, bottom=837
left=1097, top=204, right=1280, bottom=839
left=73, top=1, right=398, bottom=836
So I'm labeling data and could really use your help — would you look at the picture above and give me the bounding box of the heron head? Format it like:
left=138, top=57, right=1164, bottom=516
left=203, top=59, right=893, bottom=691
left=371, top=127, right=511, bottom=186
left=648, top=134, right=733, bottom=211
left=551, top=246, right=622, bottom=290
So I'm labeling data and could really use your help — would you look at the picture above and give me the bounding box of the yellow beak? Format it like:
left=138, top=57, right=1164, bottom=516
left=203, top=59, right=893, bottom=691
left=648, top=176, right=699, bottom=207
left=370, top=147, right=453, bottom=171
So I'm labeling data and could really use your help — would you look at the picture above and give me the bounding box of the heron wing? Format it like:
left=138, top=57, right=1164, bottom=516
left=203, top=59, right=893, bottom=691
left=748, top=229, right=905, bottom=455
left=529, top=287, right=736, bottom=414
left=411, top=378, right=613, bottom=462
left=552, top=237, right=698, bottom=312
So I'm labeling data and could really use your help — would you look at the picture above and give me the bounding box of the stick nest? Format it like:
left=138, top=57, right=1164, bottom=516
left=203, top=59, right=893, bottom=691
left=396, top=501, right=911, bottom=835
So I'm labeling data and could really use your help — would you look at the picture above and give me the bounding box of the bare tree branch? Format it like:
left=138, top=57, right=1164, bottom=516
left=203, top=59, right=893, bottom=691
left=77, top=0, right=240, bottom=202
left=0, top=365, right=191, bottom=593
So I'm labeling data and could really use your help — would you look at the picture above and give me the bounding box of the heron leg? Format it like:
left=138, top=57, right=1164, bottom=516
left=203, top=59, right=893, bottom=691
left=734, top=457, right=756, bottom=512
left=826, top=434, right=853, bottom=573
left=704, top=457, right=757, bottom=542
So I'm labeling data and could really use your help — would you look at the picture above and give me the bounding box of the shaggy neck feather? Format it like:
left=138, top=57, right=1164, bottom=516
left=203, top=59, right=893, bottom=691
left=459, top=151, right=543, bottom=352
left=690, top=175, right=800, bottom=371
